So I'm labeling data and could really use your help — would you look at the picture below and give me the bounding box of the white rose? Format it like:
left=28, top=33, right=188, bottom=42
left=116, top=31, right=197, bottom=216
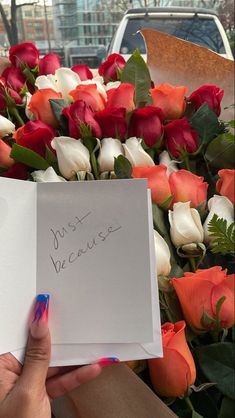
left=35, top=74, right=58, bottom=91
left=98, top=137, right=123, bottom=172
left=54, top=68, right=81, bottom=100
left=51, top=136, right=91, bottom=179
left=123, top=137, right=154, bottom=167
left=0, top=115, right=15, bottom=136
left=154, top=230, right=171, bottom=277
left=159, top=150, right=178, bottom=176
left=106, top=81, right=121, bottom=91
left=203, top=195, right=234, bottom=244
left=31, top=167, right=66, bottom=182
left=169, top=202, right=204, bottom=248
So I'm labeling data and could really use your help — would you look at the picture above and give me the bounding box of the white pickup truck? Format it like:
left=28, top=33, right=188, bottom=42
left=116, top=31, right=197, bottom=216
left=108, top=7, right=233, bottom=60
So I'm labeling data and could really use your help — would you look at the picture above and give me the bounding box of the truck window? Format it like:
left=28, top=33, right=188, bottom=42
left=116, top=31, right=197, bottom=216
left=120, top=17, right=226, bottom=55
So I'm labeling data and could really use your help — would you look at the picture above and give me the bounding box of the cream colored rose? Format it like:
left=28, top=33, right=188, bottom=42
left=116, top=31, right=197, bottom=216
left=169, top=202, right=204, bottom=248
left=98, top=137, right=123, bottom=172
left=123, top=137, right=154, bottom=167
left=154, top=230, right=171, bottom=277
left=203, top=195, right=234, bottom=244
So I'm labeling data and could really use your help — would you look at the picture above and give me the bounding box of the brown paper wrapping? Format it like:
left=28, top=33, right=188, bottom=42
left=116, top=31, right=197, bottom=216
left=142, top=29, right=234, bottom=120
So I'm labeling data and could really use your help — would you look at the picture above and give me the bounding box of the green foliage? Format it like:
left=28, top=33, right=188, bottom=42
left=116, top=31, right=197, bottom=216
left=10, top=144, right=50, bottom=171
left=205, top=130, right=235, bottom=169
left=0, top=166, right=7, bottom=174
left=114, top=155, right=132, bottom=179
left=49, top=98, right=68, bottom=123
left=191, top=103, right=221, bottom=147
left=219, top=397, right=235, bottom=418
left=208, top=215, right=235, bottom=255
left=121, top=49, right=152, bottom=107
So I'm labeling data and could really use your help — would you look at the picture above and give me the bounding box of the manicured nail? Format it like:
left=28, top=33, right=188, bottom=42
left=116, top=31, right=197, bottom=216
left=96, top=357, right=120, bottom=367
left=30, top=294, right=50, bottom=339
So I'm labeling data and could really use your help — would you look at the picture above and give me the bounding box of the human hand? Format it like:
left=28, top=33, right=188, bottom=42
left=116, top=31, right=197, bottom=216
left=0, top=294, right=102, bottom=418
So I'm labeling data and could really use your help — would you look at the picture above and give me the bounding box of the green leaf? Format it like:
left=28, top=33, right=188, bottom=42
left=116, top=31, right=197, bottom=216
left=195, top=342, right=235, bottom=400
left=215, top=296, right=226, bottom=326
left=10, top=144, right=50, bottom=170
left=83, top=136, right=99, bottom=154
left=192, top=411, right=204, bottom=418
left=228, top=120, right=235, bottom=129
left=208, top=215, right=235, bottom=255
left=205, top=133, right=235, bottom=169
left=121, top=49, right=152, bottom=107
left=191, top=103, right=221, bottom=146
left=49, top=98, right=68, bottom=123
left=219, top=397, right=235, bottom=418
left=0, top=165, right=7, bottom=174
left=114, top=155, right=132, bottom=179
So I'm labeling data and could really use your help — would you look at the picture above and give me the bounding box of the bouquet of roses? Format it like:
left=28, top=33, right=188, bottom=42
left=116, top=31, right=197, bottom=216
left=0, top=42, right=234, bottom=417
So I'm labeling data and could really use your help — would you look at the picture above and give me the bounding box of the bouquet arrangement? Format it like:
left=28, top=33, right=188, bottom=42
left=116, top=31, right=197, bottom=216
left=0, top=42, right=234, bottom=418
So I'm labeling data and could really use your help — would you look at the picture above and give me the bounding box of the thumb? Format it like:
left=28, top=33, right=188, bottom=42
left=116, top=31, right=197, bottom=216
left=20, top=294, right=51, bottom=389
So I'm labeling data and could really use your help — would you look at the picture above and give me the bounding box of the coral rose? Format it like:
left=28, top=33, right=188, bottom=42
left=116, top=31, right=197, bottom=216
left=171, top=267, right=235, bottom=332
left=28, top=88, right=62, bottom=128
left=169, top=170, right=208, bottom=208
left=189, top=85, right=224, bottom=116
left=148, top=321, right=196, bottom=397
left=106, top=83, right=135, bottom=112
left=0, top=138, right=14, bottom=169
left=69, top=84, right=105, bottom=112
left=150, top=83, right=187, bottom=120
left=216, top=169, right=235, bottom=205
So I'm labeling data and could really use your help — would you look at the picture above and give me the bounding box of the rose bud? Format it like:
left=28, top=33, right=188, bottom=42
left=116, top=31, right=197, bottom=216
left=28, top=88, right=63, bottom=128
left=169, top=170, right=208, bottom=208
left=150, top=83, right=187, bottom=120
left=9, top=42, right=39, bottom=69
left=128, top=106, right=164, bottom=147
left=63, top=100, right=102, bottom=139
left=98, top=53, right=126, bottom=82
left=216, top=169, right=235, bottom=205
left=106, top=83, right=135, bottom=112
left=71, top=64, right=93, bottom=80
left=51, top=136, right=91, bottom=179
left=203, top=195, right=234, bottom=244
left=95, top=107, right=127, bottom=140
left=98, top=137, right=123, bottom=172
left=154, top=230, right=171, bottom=277
left=169, top=202, right=204, bottom=253
left=31, top=167, right=66, bottom=182
left=0, top=84, right=23, bottom=111
left=164, top=118, right=198, bottom=158
left=148, top=321, right=196, bottom=397
left=122, top=137, right=154, bottom=167
left=0, top=138, right=14, bottom=169
left=69, top=84, right=105, bottom=112
left=189, top=84, right=224, bottom=116
left=132, top=165, right=172, bottom=207
left=0, top=114, right=15, bottom=137
left=39, top=53, right=61, bottom=76
left=1, top=66, right=27, bottom=93
left=14, top=120, right=55, bottom=157
left=171, top=267, right=235, bottom=332
left=159, top=150, right=178, bottom=176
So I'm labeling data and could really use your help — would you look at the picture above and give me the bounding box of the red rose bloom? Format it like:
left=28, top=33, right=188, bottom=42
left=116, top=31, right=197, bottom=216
left=95, top=107, right=127, bottom=140
left=0, top=162, right=28, bottom=180
left=71, top=64, right=93, bottom=80
left=98, top=53, right=126, bottom=82
left=13, top=120, right=55, bottom=157
left=1, top=66, right=26, bottom=92
left=0, top=83, right=23, bottom=112
left=189, top=85, right=224, bottom=116
left=39, top=53, right=61, bottom=76
left=128, top=106, right=164, bottom=147
left=9, top=42, right=39, bottom=69
left=63, top=100, right=102, bottom=139
left=164, top=118, right=198, bottom=158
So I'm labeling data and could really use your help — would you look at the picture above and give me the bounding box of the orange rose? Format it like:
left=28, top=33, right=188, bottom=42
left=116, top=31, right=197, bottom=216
left=171, top=267, right=235, bottom=333
left=150, top=83, right=187, bottom=120
left=216, top=169, right=235, bottom=205
left=132, top=165, right=172, bottom=206
left=0, top=138, right=14, bottom=168
left=169, top=170, right=208, bottom=208
left=28, top=88, right=62, bottom=128
left=106, top=83, right=135, bottom=112
left=148, top=321, right=196, bottom=397
left=69, top=84, right=105, bottom=112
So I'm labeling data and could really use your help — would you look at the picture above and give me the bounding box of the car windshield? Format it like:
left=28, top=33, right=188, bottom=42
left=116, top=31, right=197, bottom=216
left=120, top=16, right=226, bottom=54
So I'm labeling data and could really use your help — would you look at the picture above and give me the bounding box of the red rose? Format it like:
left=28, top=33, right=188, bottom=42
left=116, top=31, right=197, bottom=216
left=39, top=53, right=61, bottom=76
left=164, top=118, right=198, bottom=158
left=95, top=107, right=127, bottom=140
left=0, top=83, right=23, bottom=112
left=98, top=53, right=126, bottom=82
left=63, top=100, right=102, bottom=139
left=9, top=42, right=39, bottom=69
left=71, top=64, right=93, bottom=80
left=128, top=106, right=164, bottom=147
left=13, top=120, right=55, bottom=157
left=106, top=83, right=135, bottom=112
left=0, top=162, right=28, bottom=180
left=1, top=66, right=26, bottom=92
left=189, top=85, right=224, bottom=116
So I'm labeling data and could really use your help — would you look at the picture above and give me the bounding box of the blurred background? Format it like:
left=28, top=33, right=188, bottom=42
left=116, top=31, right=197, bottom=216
left=0, top=0, right=234, bottom=66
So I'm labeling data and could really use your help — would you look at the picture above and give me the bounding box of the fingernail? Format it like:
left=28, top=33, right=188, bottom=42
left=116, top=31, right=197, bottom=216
left=30, top=294, right=50, bottom=339
left=96, top=357, right=120, bottom=367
